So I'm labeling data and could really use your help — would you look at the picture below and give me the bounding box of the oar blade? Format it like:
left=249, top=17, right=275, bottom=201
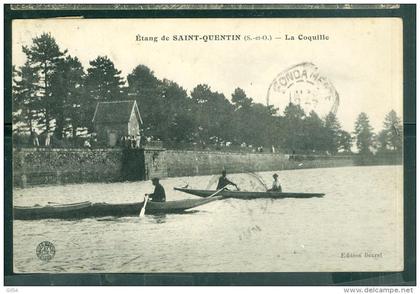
left=139, top=196, right=149, bottom=218
left=139, top=207, right=146, bottom=218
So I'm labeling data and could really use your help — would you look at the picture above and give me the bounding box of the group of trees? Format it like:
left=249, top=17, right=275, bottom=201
left=354, top=110, right=403, bottom=155
left=13, top=33, right=403, bottom=155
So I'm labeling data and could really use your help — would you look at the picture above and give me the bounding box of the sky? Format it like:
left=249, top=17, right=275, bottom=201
left=12, top=18, right=403, bottom=133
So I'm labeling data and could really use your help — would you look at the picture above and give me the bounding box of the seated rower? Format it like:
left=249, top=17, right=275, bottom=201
left=268, top=173, right=282, bottom=192
left=217, top=170, right=239, bottom=190
left=146, top=177, right=166, bottom=202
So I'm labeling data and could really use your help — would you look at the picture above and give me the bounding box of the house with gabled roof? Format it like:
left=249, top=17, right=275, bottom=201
left=92, top=100, right=143, bottom=147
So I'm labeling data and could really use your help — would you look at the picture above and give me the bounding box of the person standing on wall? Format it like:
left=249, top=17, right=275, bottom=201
left=30, top=129, right=39, bottom=147
left=44, top=131, right=51, bottom=147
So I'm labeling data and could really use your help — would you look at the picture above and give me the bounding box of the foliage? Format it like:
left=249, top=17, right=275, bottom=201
left=354, top=112, right=375, bottom=154
left=382, top=110, right=403, bottom=151
left=301, top=111, right=328, bottom=153
left=127, top=65, right=167, bottom=138
left=376, top=110, right=403, bottom=153
left=21, top=32, right=67, bottom=132
left=191, top=84, right=234, bottom=145
left=12, top=31, right=397, bottom=155
left=323, top=112, right=352, bottom=154
left=50, top=56, right=86, bottom=137
left=12, top=62, right=41, bottom=129
left=85, top=56, right=125, bottom=102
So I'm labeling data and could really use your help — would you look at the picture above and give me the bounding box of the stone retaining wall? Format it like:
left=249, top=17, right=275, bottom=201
left=163, top=150, right=354, bottom=177
left=12, top=148, right=359, bottom=187
left=13, top=148, right=124, bottom=187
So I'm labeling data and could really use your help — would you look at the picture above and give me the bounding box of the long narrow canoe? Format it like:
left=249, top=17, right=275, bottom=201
left=14, top=197, right=220, bottom=220
left=174, top=187, right=324, bottom=199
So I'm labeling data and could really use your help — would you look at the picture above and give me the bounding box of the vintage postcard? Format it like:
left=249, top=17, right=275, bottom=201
left=8, top=9, right=407, bottom=278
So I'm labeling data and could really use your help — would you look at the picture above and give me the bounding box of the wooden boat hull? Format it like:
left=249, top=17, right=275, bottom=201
left=174, top=187, right=324, bottom=199
left=14, top=197, right=219, bottom=220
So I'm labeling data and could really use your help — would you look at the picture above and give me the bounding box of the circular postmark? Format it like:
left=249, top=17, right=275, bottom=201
left=266, top=62, right=339, bottom=116
left=36, top=241, right=55, bottom=262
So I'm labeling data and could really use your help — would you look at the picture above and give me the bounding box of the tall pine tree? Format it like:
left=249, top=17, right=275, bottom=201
left=354, top=112, right=375, bottom=154
left=50, top=56, right=86, bottom=138
left=127, top=65, right=164, bottom=138
left=382, top=110, right=403, bottom=151
left=22, top=33, right=67, bottom=133
left=85, top=56, right=125, bottom=102
left=324, top=112, right=342, bottom=154
left=85, top=56, right=126, bottom=129
left=12, top=61, right=41, bottom=131
left=283, top=103, right=306, bottom=152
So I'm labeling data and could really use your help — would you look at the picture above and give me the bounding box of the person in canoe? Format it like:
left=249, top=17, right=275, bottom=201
left=217, top=170, right=239, bottom=190
left=145, top=177, right=166, bottom=202
left=267, top=173, right=282, bottom=192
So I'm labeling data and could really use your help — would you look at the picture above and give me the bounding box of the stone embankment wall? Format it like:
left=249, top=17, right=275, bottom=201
left=12, top=148, right=369, bottom=187
left=163, top=150, right=354, bottom=177
left=13, top=148, right=124, bottom=187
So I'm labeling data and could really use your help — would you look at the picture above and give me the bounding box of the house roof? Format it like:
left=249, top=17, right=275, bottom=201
left=92, top=100, right=143, bottom=124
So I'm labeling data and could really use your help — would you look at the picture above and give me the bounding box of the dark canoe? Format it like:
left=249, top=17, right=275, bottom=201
left=174, top=187, right=324, bottom=199
left=14, top=197, right=220, bottom=220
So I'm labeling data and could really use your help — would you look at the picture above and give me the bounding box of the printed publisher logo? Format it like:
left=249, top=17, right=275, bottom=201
left=36, top=241, right=55, bottom=261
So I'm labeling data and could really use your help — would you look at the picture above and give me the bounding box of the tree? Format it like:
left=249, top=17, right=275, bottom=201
left=354, top=112, right=375, bottom=154
left=337, top=130, right=352, bottom=153
left=376, top=129, right=388, bottom=152
left=324, top=112, right=342, bottom=154
left=50, top=56, right=86, bottom=138
left=191, top=84, right=234, bottom=145
left=284, top=102, right=306, bottom=121
left=190, top=84, right=213, bottom=104
left=85, top=56, right=125, bottom=102
left=231, top=87, right=253, bottom=110
left=128, top=64, right=160, bottom=89
left=22, top=32, right=67, bottom=132
left=84, top=56, right=126, bottom=129
left=127, top=65, right=164, bottom=138
left=381, top=110, right=403, bottom=151
left=12, top=61, right=42, bottom=130
left=282, top=103, right=306, bottom=152
left=246, top=103, right=279, bottom=147
left=160, top=79, right=195, bottom=142
left=230, top=88, right=254, bottom=145
left=302, top=111, right=327, bottom=153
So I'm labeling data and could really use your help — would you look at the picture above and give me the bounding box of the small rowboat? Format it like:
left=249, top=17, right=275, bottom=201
left=174, top=187, right=324, bottom=199
left=14, top=197, right=220, bottom=220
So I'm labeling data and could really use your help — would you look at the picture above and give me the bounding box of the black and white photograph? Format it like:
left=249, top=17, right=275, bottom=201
left=5, top=5, right=411, bottom=282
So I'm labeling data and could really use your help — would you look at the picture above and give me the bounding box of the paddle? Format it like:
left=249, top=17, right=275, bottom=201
left=209, top=186, right=228, bottom=198
left=209, top=183, right=240, bottom=198
left=139, top=194, right=149, bottom=218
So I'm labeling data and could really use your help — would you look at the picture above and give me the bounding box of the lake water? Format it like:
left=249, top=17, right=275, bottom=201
left=12, top=165, right=403, bottom=273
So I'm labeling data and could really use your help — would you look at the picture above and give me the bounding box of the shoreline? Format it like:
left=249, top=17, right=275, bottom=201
left=12, top=147, right=402, bottom=188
